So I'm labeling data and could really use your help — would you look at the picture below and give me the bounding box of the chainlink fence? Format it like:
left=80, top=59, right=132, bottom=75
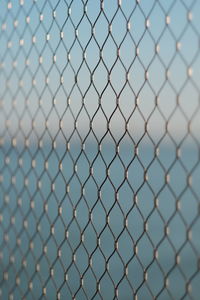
left=1, top=0, right=200, bottom=299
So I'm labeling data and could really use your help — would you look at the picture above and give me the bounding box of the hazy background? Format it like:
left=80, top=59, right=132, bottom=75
left=1, top=0, right=200, bottom=299
left=0, top=0, right=200, bottom=145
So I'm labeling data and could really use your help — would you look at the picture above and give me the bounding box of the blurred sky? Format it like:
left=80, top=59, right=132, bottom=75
left=0, top=0, right=200, bottom=145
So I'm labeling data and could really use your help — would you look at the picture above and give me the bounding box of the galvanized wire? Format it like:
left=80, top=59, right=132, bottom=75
left=0, top=0, right=200, bottom=299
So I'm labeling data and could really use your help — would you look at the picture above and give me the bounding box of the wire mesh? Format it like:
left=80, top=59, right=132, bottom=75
left=0, top=0, right=200, bottom=299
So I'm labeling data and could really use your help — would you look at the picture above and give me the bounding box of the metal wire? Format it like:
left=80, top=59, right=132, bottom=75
left=0, top=0, right=200, bottom=299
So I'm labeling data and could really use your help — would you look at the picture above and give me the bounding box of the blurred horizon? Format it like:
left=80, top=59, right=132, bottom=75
left=1, top=0, right=200, bottom=145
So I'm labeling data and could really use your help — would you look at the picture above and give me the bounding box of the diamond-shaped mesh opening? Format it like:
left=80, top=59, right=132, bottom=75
left=1, top=0, right=200, bottom=299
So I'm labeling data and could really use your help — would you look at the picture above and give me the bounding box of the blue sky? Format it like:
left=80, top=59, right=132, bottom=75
left=0, top=0, right=200, bottom=144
